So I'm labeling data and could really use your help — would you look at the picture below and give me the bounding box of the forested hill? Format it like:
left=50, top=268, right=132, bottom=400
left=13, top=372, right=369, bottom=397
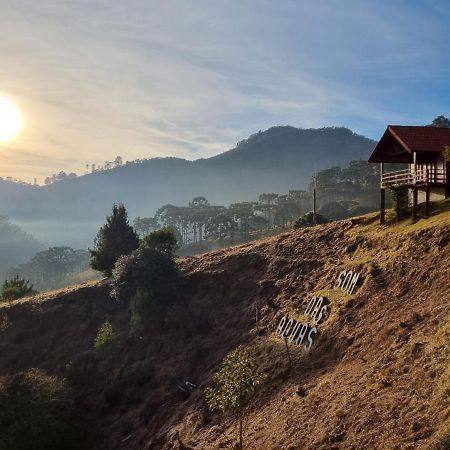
left=0, top=126, right=375, bottom=247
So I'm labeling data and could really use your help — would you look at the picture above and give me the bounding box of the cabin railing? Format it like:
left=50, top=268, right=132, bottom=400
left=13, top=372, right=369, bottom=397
left=381, top=168, right=447, bottom=187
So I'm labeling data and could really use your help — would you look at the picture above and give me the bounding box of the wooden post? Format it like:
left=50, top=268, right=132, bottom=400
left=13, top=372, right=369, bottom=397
left=425, top=185, right=430, bottom=218
left=412, top=186, right=418, bottom=221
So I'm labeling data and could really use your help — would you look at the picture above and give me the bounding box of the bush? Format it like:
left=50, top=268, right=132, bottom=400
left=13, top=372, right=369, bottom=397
left=293, top=211, right=328, bottom=228
left=205, top=346, right=266, bottom=450
left=94, top=321, right=115, bottom=351
left=388, top=186, right=409, bottom=218
left=1, top=274, right=37, bottom=302
left=140, top=227, right=178, bottom=257
left=111, top=228, right=179, bottom=328
left=0, top=369, right=84, bottom=450
left=129, top=287, right=157, bottom=330
left=90, top=204, right=139, bottom=276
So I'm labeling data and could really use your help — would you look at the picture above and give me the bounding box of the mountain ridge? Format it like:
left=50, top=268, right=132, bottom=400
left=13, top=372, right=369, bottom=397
left=0, top=126, right=376, bottom=247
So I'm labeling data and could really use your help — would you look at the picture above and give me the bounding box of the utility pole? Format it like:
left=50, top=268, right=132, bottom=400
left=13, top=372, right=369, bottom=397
left=312, top=173, right=317, bottom=225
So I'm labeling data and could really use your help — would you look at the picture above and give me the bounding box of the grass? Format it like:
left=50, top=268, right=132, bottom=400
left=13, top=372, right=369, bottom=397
left=427, top=315, right=450, bottom=407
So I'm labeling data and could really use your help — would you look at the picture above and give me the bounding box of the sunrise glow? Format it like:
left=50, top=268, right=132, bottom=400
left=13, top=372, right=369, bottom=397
left=0, top=96, right=23, bottom=142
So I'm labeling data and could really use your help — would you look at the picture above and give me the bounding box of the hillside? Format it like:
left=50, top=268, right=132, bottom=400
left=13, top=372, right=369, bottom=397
left=1, top=205, right=449, bottom=449
left=0, top=126, right=375, bottom=247
left=0, top=215, right=45, bottom=282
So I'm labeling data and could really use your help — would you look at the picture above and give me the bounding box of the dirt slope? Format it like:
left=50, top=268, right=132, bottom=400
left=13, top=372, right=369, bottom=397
left=1, top=208, right=449, bottom=450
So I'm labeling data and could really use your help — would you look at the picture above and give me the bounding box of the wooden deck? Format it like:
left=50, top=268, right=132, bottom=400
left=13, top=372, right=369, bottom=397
left=381, top=168, right=447, bottom=188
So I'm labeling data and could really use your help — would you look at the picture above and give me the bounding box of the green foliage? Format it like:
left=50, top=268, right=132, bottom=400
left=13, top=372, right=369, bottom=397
left=90, top=204, right=139, bottom=276
left=293, top=211, right=328, bottom=228
left=94, top=321, right=115, bottom=351
left=129, top=287, right=157, bottom=330
left=443, top=145, right=450, bottom=163
left=430, top=115, right=450, bottom=128
left=1, top=274, right=37, bottom=302
left=0, top=369, right=83, bottom=450
left=205, top=346, right=266, bottom=413
left=388, top=186, right=409, bottom=217
left=111, top=228, right=179, bottom=327
left=133, top=216, right=160, bottom=238
left=205, top=346, right=266, bottom=450
left=319, top=200, right=375, bottom=220
left=140, top=227, right=178, bottom=257
left=10, top=247, right=90, bottom=292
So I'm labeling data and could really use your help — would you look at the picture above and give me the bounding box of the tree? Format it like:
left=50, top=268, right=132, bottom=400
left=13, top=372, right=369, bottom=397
left=111, top=228, right=179, bottom=328
left=90, top=204, right=139, bottom=276
left=205, top=346, right=266, bottom=450
left=189, top=196, right=210, bottom=209
left=1, top=274, right=37, bottom=301
left=0, top=369, right=82, bottom=450
left=140, top=227, right=178, bottom=257
left=293, top=211, right=328, bottom=228
left=133, top=217, right=160, bottom=237
left=205, top=212, right=235, bottom=241
left=430, top=115, right=450, bottom=128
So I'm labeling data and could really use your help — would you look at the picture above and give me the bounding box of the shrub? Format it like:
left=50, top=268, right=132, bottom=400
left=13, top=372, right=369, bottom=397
left=205, top=346, right=266, bottom=450
left=0, top=369, right=83, bottom=450
left=140, top=227, right=178, bottom=257
left=94, top=321, right=115, bottom=351
left=111, top=228, right=179, bottom=328
left=90, top=204, right=139, bottom=276
left=293, top=211, right=328, bottom=228
left=388, top=186, right=408, bottom=218
left=1, top=274, right=37, bottom=302
left=129, top=287, right=158, bottom=330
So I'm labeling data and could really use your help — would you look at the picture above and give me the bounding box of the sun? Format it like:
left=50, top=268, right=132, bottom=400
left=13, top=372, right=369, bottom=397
left=0, top=96, right=23, bottom=142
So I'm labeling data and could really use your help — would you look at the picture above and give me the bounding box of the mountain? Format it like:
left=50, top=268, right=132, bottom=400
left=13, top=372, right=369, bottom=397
left=1, top=206, right=449, bottom=449
left=0, top=215, right=45, bottom=282
left=0, top=126, right=376, bottom=247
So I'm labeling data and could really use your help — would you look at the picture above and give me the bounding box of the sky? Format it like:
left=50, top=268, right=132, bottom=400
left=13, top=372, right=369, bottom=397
left=1, top=0, right=450, bottom=183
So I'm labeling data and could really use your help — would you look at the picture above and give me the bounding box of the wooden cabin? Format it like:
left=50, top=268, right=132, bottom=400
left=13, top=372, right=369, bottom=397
left=369, top=125, right=450, bottom=223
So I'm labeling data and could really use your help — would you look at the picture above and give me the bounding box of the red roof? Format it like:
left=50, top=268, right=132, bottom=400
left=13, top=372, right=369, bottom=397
left=369, top=125, right=450, bottom=163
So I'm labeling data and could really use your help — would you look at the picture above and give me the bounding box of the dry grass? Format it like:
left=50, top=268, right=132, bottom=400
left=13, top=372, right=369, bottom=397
left=1, top=205, right=450, bottom=449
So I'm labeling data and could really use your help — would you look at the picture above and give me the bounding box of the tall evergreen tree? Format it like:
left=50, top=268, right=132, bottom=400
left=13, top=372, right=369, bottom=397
left=90, top=204, right=139, bottom=276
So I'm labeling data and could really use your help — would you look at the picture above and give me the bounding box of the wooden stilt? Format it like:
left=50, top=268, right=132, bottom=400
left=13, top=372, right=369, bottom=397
left=412, top=187, right=418, bottom=221
left=425, top=185, right=430, bottom=218
left=380, top=188, right=385, bottom=224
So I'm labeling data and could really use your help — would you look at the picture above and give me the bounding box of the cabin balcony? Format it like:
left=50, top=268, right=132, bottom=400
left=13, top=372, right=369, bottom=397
left=381, top=168, right=447, bottom=188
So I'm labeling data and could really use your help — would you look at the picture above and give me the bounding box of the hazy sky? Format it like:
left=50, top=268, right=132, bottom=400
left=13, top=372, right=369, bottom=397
left=1, top=0, right=450, bottom=183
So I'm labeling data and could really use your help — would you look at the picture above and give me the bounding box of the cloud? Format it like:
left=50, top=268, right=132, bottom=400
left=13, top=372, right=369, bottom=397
left=0, top=0, right=450, bottom=182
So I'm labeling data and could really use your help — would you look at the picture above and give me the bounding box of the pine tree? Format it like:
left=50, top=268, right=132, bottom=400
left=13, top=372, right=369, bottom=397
left=90, top=204, right=139, bottom=276
left=1, top=274, right=37, bottom=301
